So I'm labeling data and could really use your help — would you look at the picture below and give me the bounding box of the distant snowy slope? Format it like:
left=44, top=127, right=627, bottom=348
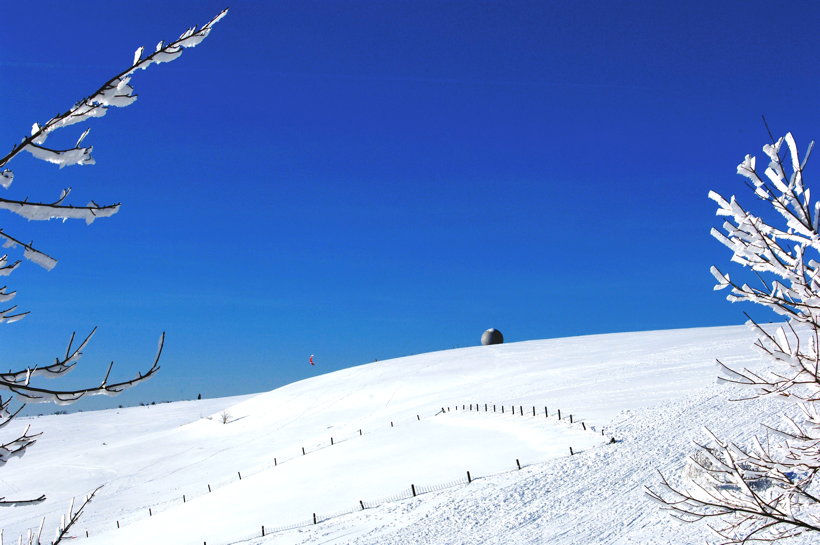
left=4, top=325, right=800, bottom=545
left=225, top=324, right=760, bottom=428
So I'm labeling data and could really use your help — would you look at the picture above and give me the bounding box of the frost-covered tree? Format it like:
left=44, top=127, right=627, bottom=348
left=647, top=132, right=820, bottom=543
left=0, top=9, right=227, bottom=543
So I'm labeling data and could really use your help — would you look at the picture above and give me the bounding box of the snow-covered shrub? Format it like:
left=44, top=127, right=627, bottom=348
left=647, top=133, right=820, bottom=543
left=0, top=9, right=227, bottom=544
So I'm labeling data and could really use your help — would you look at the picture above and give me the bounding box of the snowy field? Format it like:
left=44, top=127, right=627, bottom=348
left=2, top=325, right=810, bottom=544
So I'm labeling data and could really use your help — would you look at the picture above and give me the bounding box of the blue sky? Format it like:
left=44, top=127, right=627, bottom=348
left=1, top=0, right=818, bottom=409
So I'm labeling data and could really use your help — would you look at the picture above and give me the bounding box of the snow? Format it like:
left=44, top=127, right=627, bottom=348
left=23, top=143, right=95, bottom=169
left=0, top=255, right=20, bottom=276
left=21, top=246, right=56, bottom=272
left=0, top=233, right=57, bottom=271
left=2, top=325, right=814, bottom=544
left=0, top=170, right=13, bottom=189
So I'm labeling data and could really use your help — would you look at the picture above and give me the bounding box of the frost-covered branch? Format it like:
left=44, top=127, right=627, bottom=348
left=0, top=494, right=46, bottom=508
left=0, top=419, right=44, bottom=506
left=50, top=486, right=102, bottom=544
left=0, top=397, right=22, bottom=430
left=652, top=133, right=820, bottom=543
left=0, top=7, right=228, bottom=278
left=0, top=190, right=120, bottom=224
left=647, top=432, right=820, bottom=542
left=0, top=331, right=164, bottom=405
left=0, top=330, right=161, bottom=512
left=0, top=424, right=40, bottom=468
left=0, top=8, right=228, bottom=174
left=0, top=330, right=95, bottom=385
left=0, top=230, right=56, bottom=272
left=0, top=7, right=227, bottom=543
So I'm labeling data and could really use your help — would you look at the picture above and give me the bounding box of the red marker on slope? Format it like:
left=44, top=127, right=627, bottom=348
left=309, top=354, right=315, bottom=366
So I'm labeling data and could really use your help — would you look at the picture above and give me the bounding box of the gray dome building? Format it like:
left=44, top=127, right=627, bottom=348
left=481, top=328, right=504, bottom=345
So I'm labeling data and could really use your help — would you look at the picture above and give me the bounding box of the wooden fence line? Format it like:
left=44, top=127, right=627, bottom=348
left=82, top=401, right=614, bottom=542
left=445, top=401, right=609, bottom=440
left=185, top=451, right=600, bottom=545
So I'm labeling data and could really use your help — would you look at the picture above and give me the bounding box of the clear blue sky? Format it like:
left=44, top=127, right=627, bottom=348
left=1, top=1, right=818, bottom=410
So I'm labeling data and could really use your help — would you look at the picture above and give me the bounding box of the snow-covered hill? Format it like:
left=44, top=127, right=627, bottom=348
left=2, top=325, right=807, bottom=544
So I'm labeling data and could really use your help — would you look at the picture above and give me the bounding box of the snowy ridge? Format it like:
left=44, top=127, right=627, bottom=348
left=3, top=325, right=812, bottom=545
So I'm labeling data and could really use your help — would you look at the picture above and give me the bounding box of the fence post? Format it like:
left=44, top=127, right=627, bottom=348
left=116, top=521, right=120, bottom=529
left=331, top=437, right=334, bottom=445
left=532, top=406, right=536, bottom=416
left=274, top=457, right=277, bottom=466
left=501, top=405, right=504, bottom=414
left=570, top=414, right=573, bottom=423
left=183, top=494, right=186, bottom=503
left=391, top=421, right=394, bottom=427
left=149, top=508, right=152, bottom=517
left=545, top=406, right=548, bottom=417
left=417, top=414, right=420, bottom=420
left=359, top=429, right=363, bottom=436
left=238, top=471, right=242, bottom=480
left=469, top=404, right=472, bottom=410
left=411, top=484, right=417, bottom=497
left=467, top=470, right=472, bottom=483
left=570, top=446, right=574, bottom=455
left=494, top=404, right=496, bottom=412
left=208, top=484, right=211, bottom=493
left=302, top=447, right=306, bottom=455
left=516, top=458, right=521, bottom=470
left=582, top=422, right=586, bottom=430
left=558, top=409, right=562, bottom=420
left=360, top=500, right=365, bottom=510
left=86, top=531, right=89, bottom=538
left=262, top=525, right=265, bottom=536
left=313, top=513, right=317, bottom=525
